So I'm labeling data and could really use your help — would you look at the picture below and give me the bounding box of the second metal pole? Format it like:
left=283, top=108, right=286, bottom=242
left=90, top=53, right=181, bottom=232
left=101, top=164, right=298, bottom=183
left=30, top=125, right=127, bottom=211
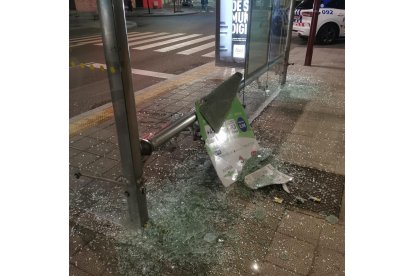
left=304, top=0, right=321, bottom=66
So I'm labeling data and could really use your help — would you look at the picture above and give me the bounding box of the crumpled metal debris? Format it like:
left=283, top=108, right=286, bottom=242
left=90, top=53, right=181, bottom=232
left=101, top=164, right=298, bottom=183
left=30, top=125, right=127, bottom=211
left=244, top=163, right=293, bottom=191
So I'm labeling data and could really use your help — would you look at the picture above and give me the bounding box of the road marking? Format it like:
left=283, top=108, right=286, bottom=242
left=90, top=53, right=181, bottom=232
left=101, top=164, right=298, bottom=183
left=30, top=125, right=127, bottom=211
left=202, top=51, right=215, bottom=58
left=69, top=32, right=141, bottom=43
left=69, top=32, right=140, bottom=42
left=127, top=33, right=186, bottom=47
left=177, top=41, right=215, bottom=55
left=155, top=35, right=215, bottom=53
left=133, top=34, right=202, bottom=50
left=70, top=34, right=102, bottom=42
left=127, top=32, right=169, bottom=42
left=87, top=63, right=176, bottom=79
left=70, top=32, right=152, bottom=45
left=94, top=32, right=170, bottom=46
left=70, top=32, right=154, bottom=47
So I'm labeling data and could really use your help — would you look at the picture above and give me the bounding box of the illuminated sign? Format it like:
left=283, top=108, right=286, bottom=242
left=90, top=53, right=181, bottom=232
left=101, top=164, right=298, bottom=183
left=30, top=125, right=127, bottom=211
left=216, top=0, right=250, bottom=67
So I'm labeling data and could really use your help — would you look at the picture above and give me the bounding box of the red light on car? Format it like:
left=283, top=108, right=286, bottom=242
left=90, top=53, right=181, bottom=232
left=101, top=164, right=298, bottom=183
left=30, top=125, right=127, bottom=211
left=302, top=11, right=313, bottom=17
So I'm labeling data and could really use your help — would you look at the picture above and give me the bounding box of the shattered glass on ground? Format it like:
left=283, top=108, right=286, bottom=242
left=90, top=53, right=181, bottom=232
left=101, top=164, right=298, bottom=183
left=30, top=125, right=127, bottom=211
left=71, top=145, right=343, bottom=275
left=236, top=148, right=344, bottom=217
left=112, top=155, right=242, bottom=275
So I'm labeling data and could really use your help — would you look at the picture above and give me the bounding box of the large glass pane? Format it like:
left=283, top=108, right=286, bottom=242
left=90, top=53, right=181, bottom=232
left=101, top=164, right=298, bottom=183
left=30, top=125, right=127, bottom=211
left=241, top=0, right=292, bottom=118
left=269, top=0, right=290, bottom=62
left=245, top=0, right=272, bottom=77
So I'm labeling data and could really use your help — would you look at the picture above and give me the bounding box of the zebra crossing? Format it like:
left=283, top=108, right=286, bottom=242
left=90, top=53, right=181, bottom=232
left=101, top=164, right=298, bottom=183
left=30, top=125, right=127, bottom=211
left=70, top=31, right=216, bottom=57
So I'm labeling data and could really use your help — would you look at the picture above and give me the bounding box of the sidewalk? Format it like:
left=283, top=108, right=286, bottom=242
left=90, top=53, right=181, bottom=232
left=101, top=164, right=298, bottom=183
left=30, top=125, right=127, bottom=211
left=69, top=42, right=345, bottom=275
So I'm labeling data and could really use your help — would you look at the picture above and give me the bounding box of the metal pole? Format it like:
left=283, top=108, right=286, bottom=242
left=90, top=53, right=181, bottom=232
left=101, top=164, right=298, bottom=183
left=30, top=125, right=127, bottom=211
left=97, top=0, right=149, bottom=228
left=280, top=0, right=296, bottom=85
left=304, top=0, right=321, bottom=66
left=150, top=113, right=197, bottom=149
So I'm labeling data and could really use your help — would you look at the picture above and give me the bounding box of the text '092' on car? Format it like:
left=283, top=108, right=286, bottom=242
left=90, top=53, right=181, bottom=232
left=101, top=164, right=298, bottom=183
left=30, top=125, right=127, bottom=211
left=293, top=0, right=345, bottom=44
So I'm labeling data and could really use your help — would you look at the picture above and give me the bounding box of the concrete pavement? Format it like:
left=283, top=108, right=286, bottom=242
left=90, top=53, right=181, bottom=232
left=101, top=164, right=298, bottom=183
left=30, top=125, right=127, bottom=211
left=69, top=39, right=345, bottom=275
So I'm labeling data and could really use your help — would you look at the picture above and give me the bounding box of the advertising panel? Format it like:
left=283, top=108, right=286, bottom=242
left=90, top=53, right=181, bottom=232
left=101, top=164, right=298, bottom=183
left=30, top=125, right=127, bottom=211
left=196, top=97, right=260, bottom=187
left=216, top=0, right=250, bottom=67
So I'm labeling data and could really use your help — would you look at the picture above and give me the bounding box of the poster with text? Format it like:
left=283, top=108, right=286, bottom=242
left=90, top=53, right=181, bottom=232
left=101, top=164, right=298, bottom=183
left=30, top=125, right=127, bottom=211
left=217, top=0, right=250, bottom=67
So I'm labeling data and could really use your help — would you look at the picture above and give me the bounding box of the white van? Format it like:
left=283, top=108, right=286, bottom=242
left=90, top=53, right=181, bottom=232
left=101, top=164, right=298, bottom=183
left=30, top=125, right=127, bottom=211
left=293, top=0, right=345, bottom=44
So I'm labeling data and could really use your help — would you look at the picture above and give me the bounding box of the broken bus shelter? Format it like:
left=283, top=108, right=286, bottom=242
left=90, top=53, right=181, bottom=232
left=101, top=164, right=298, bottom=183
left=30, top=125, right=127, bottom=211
left=77, top=0, right=297, bottom=228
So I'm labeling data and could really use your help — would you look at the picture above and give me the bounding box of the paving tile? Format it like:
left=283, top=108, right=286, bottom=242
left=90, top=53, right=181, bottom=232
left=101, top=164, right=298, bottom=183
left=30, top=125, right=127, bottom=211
left=242, top=202, right=285, bottom=231
left=84, top=127, right=116, bottom=142
left=319, top=222, right=345, bottom=253
left=70, top=152, right=101, bottom=169
left=265, top=232, right=315, bottom=275
left=70, top=247, right=108, bottom=275
left=167, top=92, right=190, bottom=100
left=163, top=103, right=185, bottom=114
left=182, top=93, right=202, bottom=102
left=86, top=140, right=117, bottom=157
left=71, top=137, right=101, bottom=151
left=82, top=157, right=119, bottom=175
left=100, top=259, right=121, bottom=276
left=104, top=147, right=121, bottom=161
left=144, top=154, right=180, bottom=179
left=69, top=224, right=96, bottom=256
left=82, top=181, right=129, bottom=225
left=310, top=248, right=345, bottom=276
left=70, top=133, right=84, bottom=144
left=319, top=119, right=345, bottom=132
left=102, top=164, right=124, bottom=181
left=259, top=262, right=300, bottom=276
left=136, top=100, right=156, bottom=111
left=174, top=88, right=192, bottom=96
left=73, top=211, right=124, bottom=237
left=78, top=126, right=101, bottom=138
left=277, top=210, right=324, bottom=245
left=69, top=166, right=94, bottom=191
left=70, top=148, right=82, bottom=158
left=69, top=264, right=91, bottom=276
left=86, top=235, right=118, bottom=263
left=211, top=244, right=266, bottom=275
left=70, top=185, right=101, bottom=211
left=236, top=217, right=275, bottom=248
left=144, top=100, right=170, bottom=112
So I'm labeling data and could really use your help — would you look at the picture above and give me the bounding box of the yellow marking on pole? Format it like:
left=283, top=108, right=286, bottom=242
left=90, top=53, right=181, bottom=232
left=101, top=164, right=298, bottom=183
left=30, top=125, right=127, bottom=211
left=80, top=63, right=85, bottom=69
left=70, top=61, right=76, bottom=67
left=99, top=65, right=105, bottom=72
left=89, top=64, right=95, bottom=71
left=110, top=66, right=116, bottom=74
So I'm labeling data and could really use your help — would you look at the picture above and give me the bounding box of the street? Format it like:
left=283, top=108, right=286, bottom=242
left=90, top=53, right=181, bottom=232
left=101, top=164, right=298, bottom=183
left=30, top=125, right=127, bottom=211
left=69, top=12, right=344, bottom=118
left=69, top=12, right=216, bottom=118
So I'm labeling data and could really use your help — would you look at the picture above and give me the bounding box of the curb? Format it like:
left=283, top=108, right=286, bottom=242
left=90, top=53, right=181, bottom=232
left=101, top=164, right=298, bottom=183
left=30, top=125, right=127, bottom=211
left=125, top=11, right=200, bottom=17
left=69, top=62, right=216, bottom=137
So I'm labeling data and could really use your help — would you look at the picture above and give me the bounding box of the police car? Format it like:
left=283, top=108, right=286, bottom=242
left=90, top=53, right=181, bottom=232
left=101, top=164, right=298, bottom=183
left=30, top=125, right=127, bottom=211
left=293, top=0, right=345, bottom=44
